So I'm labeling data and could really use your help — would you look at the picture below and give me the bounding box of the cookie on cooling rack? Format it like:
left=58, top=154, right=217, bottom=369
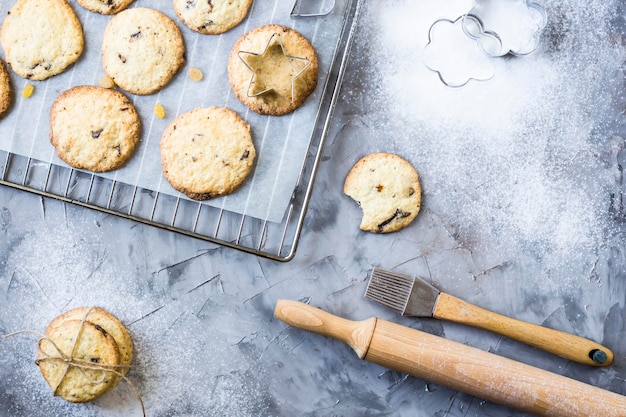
left=50, top=85, right=141, bottom=172
left=228, top=24, right=318, bottom=116
left=0, top=0, right=83, bottom=81
left=0, top=59, right=12, bottom=118
left=37, top=307, right=133, bottom=403
left=102, top=7, right=186, bottom=95
left=76, top=0, right=135, bottom=14
left=173, top=0, right=253, bottom=34
left=160, top=106, right=256, bottom=200
left=344, top=152, right=422, bottom=233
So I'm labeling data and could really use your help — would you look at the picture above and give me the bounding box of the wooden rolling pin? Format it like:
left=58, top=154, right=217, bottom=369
left=275, top=299, right=626, bottom=417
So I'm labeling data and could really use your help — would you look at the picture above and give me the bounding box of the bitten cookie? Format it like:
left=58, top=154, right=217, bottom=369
left=76, top=0, right=135, bottom=14
left=37, top=307, right=133, bottom=403
left=344, top=153, right=421, bottom=233
left=228, top=24, right=318, bottom=116
left=160, top=106, right=256, bottom=200
left=102, top=7, right=186, bottom=95
left=0, top=59, right=12, bottom=117
left=173, top=0, right=253, bottom=34
left=0, top=0, right=83, bottom=81
left=50, top=85, right=141, bottom=172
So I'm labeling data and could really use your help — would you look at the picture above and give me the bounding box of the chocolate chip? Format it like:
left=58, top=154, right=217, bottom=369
left=377, top=208, right=411, bottom=232
left=93, top=324, right=108, bottom=337
left=91, top=129, right=103, bottom=139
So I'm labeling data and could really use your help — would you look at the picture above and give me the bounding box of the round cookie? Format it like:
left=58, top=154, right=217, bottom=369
left=45, top=307, right=133, bottom=376
left=344, top=153, right=422, bottom=233
left=102, top=7, right=186, bottom=95
left=173, top=0, right=253, bottom=34
left=76, top=0, right=135, bottom=14
left=160, top=106, right=256, bottom=200
left=50, top=85, right=141, bottom=172
left=0, top=59, right=12, bottom=118
left=228, top=24, right=318, bottom=116
left=37, top=320, right=121, bottom=403
left=0, top=0, right=83, bottom=81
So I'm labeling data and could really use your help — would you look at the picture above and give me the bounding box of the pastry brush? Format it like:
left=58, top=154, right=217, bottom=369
left=364, top=267, right=613, bottom=366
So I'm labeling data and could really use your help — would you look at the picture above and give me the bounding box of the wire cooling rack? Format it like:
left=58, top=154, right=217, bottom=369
left=0, top=0, right=362, bottom=262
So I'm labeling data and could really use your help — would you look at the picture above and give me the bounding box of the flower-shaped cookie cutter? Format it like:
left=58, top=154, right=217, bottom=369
left=423, top=16, right=497, bottom=88
left=423, top=0, right=547, bottom=87
left=238, top=32, right=312, bottom=102
left=463, top=0, right=547, bottom=57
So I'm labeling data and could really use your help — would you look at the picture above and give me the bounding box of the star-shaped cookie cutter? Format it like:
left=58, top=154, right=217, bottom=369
left=290, top=0, right=335, bottom=17
left=237, top=32, right=311, bottom=103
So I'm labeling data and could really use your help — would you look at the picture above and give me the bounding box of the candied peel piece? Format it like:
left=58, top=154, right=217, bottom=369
left=154, top=103, right=166, bottom=119
left=98, top=76, right=116, bottom=89
left=187, top=67, right=203, bottom=81
left=22, top=84, right=35, bottom=98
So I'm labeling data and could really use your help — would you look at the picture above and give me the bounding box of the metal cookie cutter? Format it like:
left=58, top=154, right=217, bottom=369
left=290, top=0, right=335, bottom=17
left=423, top=16, right=498, bottom=88
left=423, top=0, right=547, bottom=87
left=238, top=32, right=312, bottom=102
left=463, top=0, right=547, bottom=57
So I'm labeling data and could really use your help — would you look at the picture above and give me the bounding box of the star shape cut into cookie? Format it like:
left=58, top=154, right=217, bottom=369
left=238, top=33, right=311, bottom=102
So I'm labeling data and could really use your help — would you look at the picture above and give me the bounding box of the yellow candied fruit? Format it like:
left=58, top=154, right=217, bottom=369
left=154, top=103, right=166, bottom=119
left=22, top=84, right=34, bottom=98
left=187, top=67, right=203, bottom=82
left=98, top=75, right=115, bottom=89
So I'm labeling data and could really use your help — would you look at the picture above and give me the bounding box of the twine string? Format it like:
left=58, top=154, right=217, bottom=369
left=3, top=309, right=146, bottom=417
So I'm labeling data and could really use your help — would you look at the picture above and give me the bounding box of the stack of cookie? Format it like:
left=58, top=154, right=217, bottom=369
left=37, top=307, right=133, bottom=403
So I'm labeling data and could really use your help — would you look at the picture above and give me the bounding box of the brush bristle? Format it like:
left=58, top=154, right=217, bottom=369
left=364, top=268, right=415, bottom=313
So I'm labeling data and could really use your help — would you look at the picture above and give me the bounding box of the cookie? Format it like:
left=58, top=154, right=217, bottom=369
left=160, top=106, right=256, bottom=200
left=343, top=153, right=422, bottom=233
left=173, top=0, right=253, bottom=35
left=46, top=307, right=133, bottom=376
left=228, top=24, right=318, bottom=116
left=0, top=59, right=12, bottom=117
left=37, top=320, right=121, bottom=403
left=50, top=85, right=141, bottom=172
left=76, top=0, right=135, bottom=14
left=0, top=0, right=83, bottom=81
left=102, top=7, right=186, bottom=95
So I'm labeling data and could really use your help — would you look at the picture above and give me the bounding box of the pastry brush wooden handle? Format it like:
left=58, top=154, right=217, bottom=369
left=275, top=300, right=626, bottom=417
left=433, top=293, right=613, bottom=366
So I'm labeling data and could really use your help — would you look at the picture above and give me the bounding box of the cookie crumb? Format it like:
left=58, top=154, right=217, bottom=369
left=98, top=76, right=116, bottom=89
left=154, top=103, right=166, bottom=119
left=187, top=67, right=203, bottom=81
left=22, top=84, right=34, bottom=98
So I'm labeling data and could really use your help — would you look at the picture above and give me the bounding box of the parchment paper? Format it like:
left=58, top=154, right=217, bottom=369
left=0, top=0, right=346, bottom=223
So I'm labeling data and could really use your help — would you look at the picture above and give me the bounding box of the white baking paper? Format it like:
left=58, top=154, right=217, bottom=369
left=0, top=0, right=346, bottom=223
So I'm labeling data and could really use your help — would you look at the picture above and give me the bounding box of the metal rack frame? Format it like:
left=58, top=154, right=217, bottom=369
left=0, top=0, right=362, bottom=262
